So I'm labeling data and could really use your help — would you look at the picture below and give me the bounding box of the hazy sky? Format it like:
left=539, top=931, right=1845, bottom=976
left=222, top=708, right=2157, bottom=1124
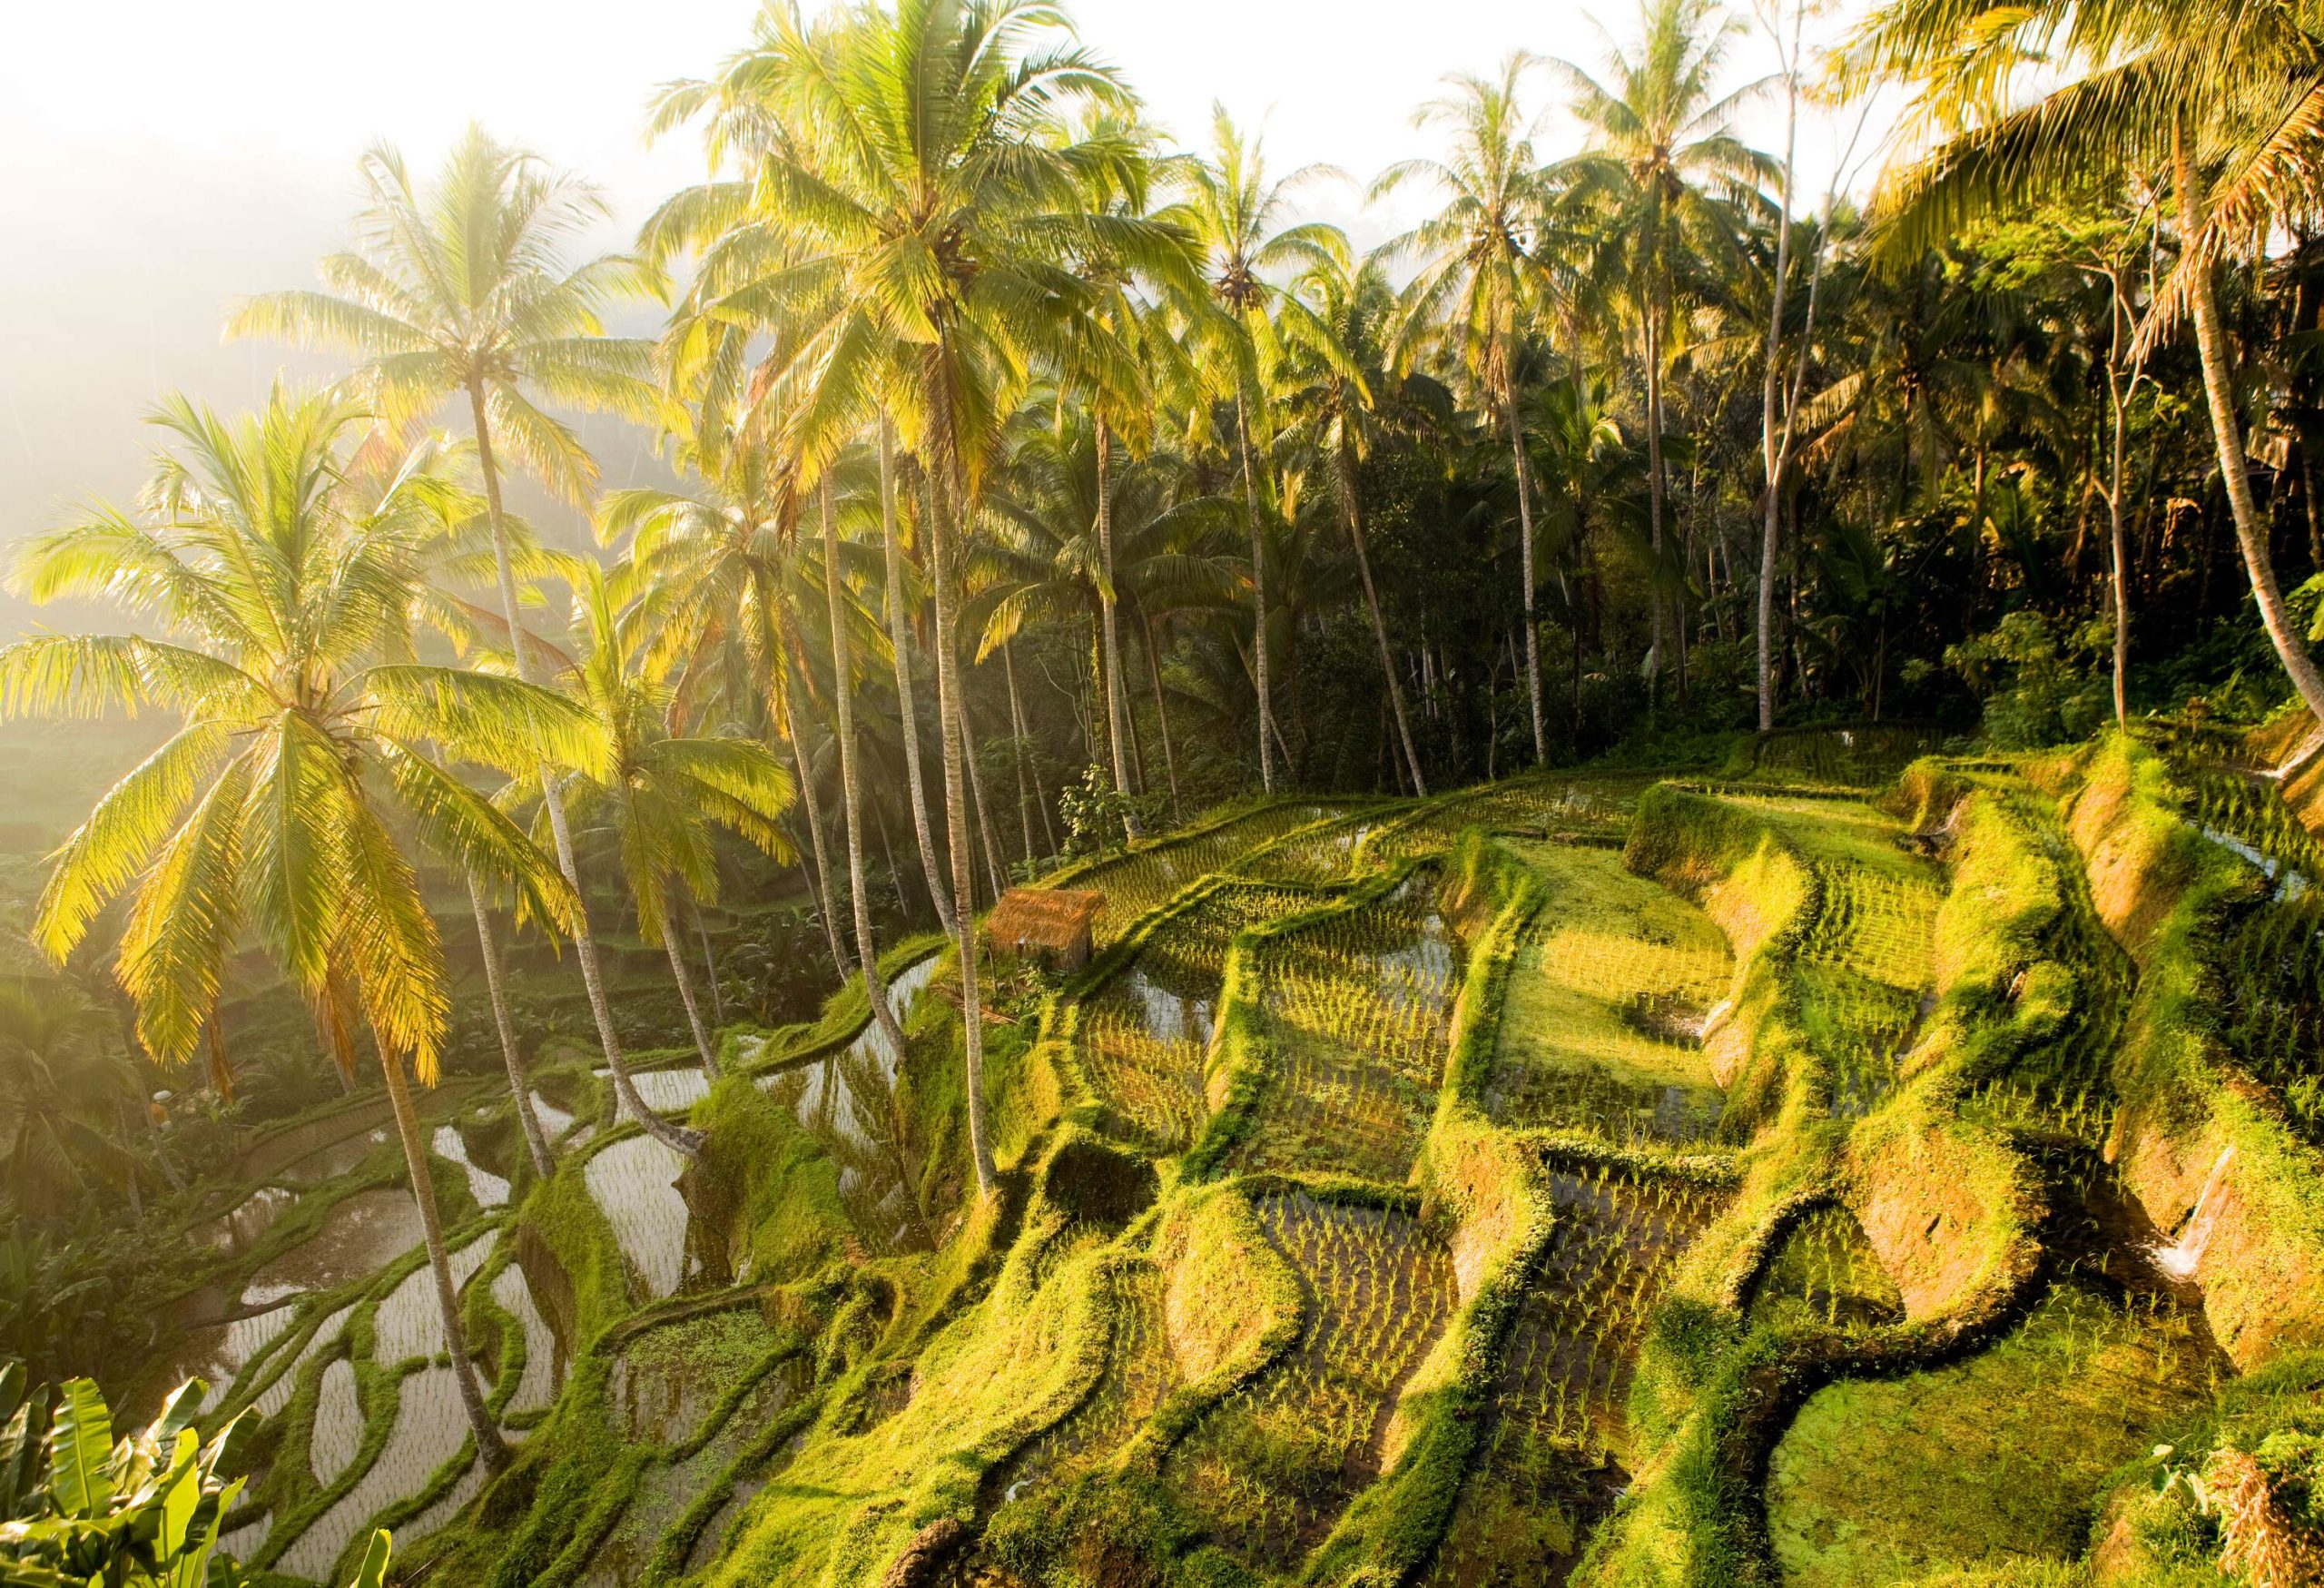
left=1, top=0, right=1892, bottom=588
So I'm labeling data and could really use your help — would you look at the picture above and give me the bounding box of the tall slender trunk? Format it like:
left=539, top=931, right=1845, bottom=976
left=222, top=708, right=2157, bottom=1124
left=1503, top=374, right=1548, bottom=764
left=1644, top=302, right=1669, bottom=699
left=1095, top=419, right=1140, bottom=833
left=958, top=692, right=1009, bottom=897
left=779, top=685, right=854, bottom=979
left=658, top=888, right=722, bottom=1078
left=1003, top=637, right=1038, bottom=864
left=921, top=419, right=997, bottom=1198
left=823, top=477, right=909, bottom=1058
left=1757, top=35, right=1800, bottom=734
left=1340, top=439, right=1426, bottom=795
left=468, top=875, right=552, bottom=1179
left=1142, top=614, right=1181, bottom=816
left=1235, top=388, right=1277, bottom=791
left=2106, top=274, right=2134, bottom=728
left=1005, top=637, right=1059, bottom=856
left=692, top=902, right=724, bottom=1026
left=2175, top=121, right=2324, bottom=726
left=882, top=426, right=956, bottom=934
left=464, top=381, right=699, bottom=1157
left=379, top=1043, right=507, bottom=1470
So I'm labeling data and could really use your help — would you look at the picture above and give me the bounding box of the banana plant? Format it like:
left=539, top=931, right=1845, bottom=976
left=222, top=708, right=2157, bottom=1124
left=0, top=1364, right=389, bottom=1588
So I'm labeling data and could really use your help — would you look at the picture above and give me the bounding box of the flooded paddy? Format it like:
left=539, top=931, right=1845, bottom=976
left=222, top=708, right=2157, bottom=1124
left=278, top=1365, right=475, bottom=1582
left=251, top=1301, right=354, bottom=1418
left=1747, top=1205, right=1906, bottom=1332
left=373, top=1234, right=497, bottom=1363
left=584, top=1136, right=694, bottom=1300
left=310, top=1358, right=362, bottom=1484
left=246, top=1189, right=427, bottom=1298
left=490, top=1262, right=563, bottom=1414
left=1424, top=1169, right=1728, bottom=1584
left=1165, top=1190, right=1458, bottom=1569
left=433, top=1126, right=509, bottom=1208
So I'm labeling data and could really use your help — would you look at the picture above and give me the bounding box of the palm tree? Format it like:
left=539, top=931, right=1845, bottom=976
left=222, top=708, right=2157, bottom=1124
left=1556, top=0, right=1769, bottom=703
left=1279, top=255, right=1428, bottom=794
left=1, top=390, right=596, bottom=1470
left=224, top=127, right=704, bottom=1157
left=648, top=0, right=1146, bottom=1198
left=0, top=983, right=139, bottom=1221
left=1855, top=0, right=2324, bottom=726
left=1374, top=57, right=1561, bottom=762
left=1184, top=108, right=1350, bottom=793
left=528, top=564, right=798, bottom=1079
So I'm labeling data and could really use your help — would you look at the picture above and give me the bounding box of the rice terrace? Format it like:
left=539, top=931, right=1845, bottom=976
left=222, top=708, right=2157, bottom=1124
left=5, top=0, right=2324, bottom=1585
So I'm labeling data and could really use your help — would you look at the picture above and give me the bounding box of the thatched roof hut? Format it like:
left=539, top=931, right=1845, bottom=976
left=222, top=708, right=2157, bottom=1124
left=985, top=888, right=1106, bottom=972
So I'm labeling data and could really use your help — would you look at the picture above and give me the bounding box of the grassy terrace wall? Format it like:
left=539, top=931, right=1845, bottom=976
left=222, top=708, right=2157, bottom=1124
left=1584, top=783, right=2047, bottom=1587
left=2051, top=735, right=2324, bottom=1366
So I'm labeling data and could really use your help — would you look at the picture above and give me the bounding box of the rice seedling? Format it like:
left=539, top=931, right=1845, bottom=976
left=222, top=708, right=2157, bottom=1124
left=1423, top=1168, right=1728, bottom=1585
left=373, top=1234, right=496, bottom=1364
left=1746, top=1205, right=1906, bottom=1333
left=276, top=1364, right=477, bottom=1582
left=993, top=1261, right=1179, bottom=1499
left=1164, top=1190, right=1458, bottom=1570
left=1230, top=872, right=1463, bottom=1182
left=1077, top=884, right=1312, bottom=1151
left=1365, top=778, right=1650, bottom=866
left=310, top=1358, right=364, bottom=1485
left=1489, top=843, right=1731, bottom=1144
left=1743, top=725, right=1945, bottom=788
left=583, top=1136, right=695, bottom=1301
left=488, top=1266, right=563, bottom=1415
left=1068, top=804, right=1355, bottom=944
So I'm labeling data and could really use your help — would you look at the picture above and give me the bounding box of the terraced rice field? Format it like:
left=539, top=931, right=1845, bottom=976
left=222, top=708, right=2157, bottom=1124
left=1075, top=883, right=1310, bottom=1151
left=1229, top=870, right=1462, bottom=1181
left=1425, top=1167, right=1729, bottom=1584
left=1066, top=802, right=1354, bottom=942
left=1489, top=842, right=1733, bottom=1144
left=1162, top=1189, right=1458, bottom=1569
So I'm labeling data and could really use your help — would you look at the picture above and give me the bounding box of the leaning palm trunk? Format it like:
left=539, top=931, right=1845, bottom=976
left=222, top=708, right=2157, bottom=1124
left=467, top=876, right=553, bottom=1179
left=466, top=383, right=702, bottom=1158
left=1503, top=380, right=1549, bottom=764
left=1338, top=442, right=1425, bottom=795
left=922, top=422, right=998, bottom=1199
left=823, top=478, right=910, bottom=1058
left=379, top=1044, right=507, bottom=1470
left=779, top=686, right=856, bottom=979
left=881, top=426, right=957, bottom=933
left=1235, top=389, right=1278, bottom=792
left=1095, top=420, right=1141, bottom=835
left=2175, top=125, right=2324, bottom=728
left=659, top=883, right=723, bottom=1079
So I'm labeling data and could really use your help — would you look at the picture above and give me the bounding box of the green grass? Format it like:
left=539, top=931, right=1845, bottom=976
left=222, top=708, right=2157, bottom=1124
left=1766, top=1278, right=2218, bottom=1587
left=1489, top=842, right=1731, bottom=1146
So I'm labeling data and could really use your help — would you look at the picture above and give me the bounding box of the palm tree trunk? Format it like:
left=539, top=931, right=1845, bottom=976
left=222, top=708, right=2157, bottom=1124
left=379, top=1044, right=507, bottom=1471
left=2175, top=123, right=2324, bottom=727
left=659, top=884, right=722, bottom=1079
left=692, top=902, right=724, bottom=1026
left=882, top=426, right=957, bottom=934
left=1095, top=419, right=1140, bottom=834
left=1339, top=442, right=1425, bottom=795
left=1003, top=636, right=1053, bottom=863
left=1142, top=614, right=1181, bottom=816
left=779, top=685, right=856, bottom=980
left=467, top=875, right=553, bottom=1179
left=464, top=381, right=701, bottom=1158
left=921, top=422, right=997, bottom=1199
left=2107, top=287, right=2133, bottom=728
left=822, top=478, right=909, bottom=1059
left=1005, top=645, right=1037, bottom=864
left=1236, top=389, right=1278, bottom=792
left=1645, top=305, right=1669, bottom=701
left=1502, top=378, right=1548, bottom=764
left=958, top=693, right=1009, bottom=897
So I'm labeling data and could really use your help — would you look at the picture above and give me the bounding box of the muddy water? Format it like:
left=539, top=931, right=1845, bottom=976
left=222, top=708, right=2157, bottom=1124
left=247, top=1189, right=428, bottom=1298
left=238, top=1103, right=393, bottom=1182
left=281, top=1129, right=392, bottom=1186
left=372, top=1234, right=497, bottom=1363
left=207, top=1186, right=295, bottom=1253
left=277, top=1366, right=473, bottom=1582
left=584, top=1136, right=694, bottom=1300
left=600, top=1065, right=711, bottom=1120
left=251, top=1302, right=354, bottom=1419
left=1748, top=1204, right=1906, bottom=1333
left=310, top=1359, right=362, bottom=1485
left=433, top=1126, right=509, bottom=1208
left=491, top=1263, right=563, bottom=1414
left=530, top=1090, right=577, bottom=1140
